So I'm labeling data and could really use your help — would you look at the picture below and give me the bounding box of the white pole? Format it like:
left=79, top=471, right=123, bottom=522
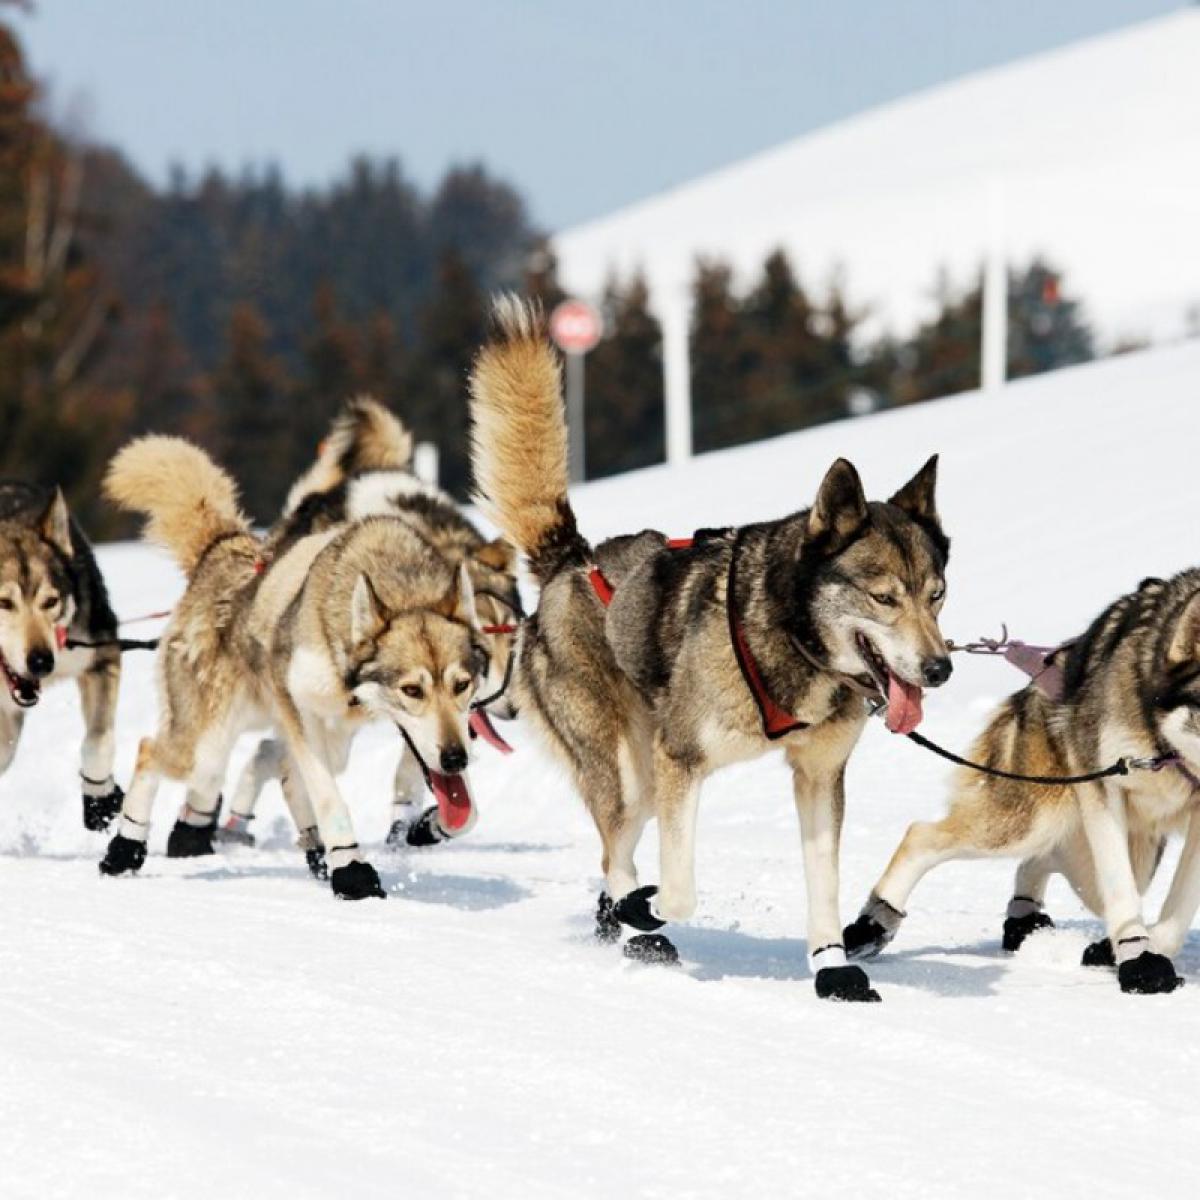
left=661, top=286, right=692, bottom=466
left=566, top=350, right=586, bottom=483
left=981, top=179, right=1007, bottom=396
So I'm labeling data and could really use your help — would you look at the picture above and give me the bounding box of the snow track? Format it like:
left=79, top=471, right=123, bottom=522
left=4, top=344, right=1200, bottom=1197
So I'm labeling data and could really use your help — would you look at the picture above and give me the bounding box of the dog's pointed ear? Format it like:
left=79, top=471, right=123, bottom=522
left=350, top=574, right=388, bottom=644
left=806, top=458, right=868, bottom=545
left=473, top=537, right=516, bottom=575
left=40, top=488, right=73, bottom=559
left=1168, top=592, right=1200, bottom=665
left=433, top=564, right=478, bottom=625
left=889, top=455, right=940, bottom=525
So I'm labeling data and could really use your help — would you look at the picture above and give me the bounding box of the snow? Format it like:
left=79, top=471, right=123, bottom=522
left=552, top=10, right=1200, bottom=348
left=5, top=341, right=1200, bottom=1197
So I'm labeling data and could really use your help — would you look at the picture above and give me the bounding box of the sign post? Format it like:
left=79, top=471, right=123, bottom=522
left=549, top=298, right=603, bottom=483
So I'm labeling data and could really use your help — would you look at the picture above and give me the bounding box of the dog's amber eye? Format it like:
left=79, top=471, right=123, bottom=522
left=929, top=588, right=945, bottom=604
left=41, top=594, right=59, bottom=610
left=401, top=685, right=424, bottom=700
left=453, top=678, right=471, bottom=695
left=0, top=597, right=13, bottom=611
left=871, top=592, right=898, bottom=608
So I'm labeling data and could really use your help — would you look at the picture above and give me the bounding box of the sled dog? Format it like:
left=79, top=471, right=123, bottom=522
left=0, top=482, right=124, bottom=829
left=219, top=397, right=520, bottom=850
left=845, top=571, right=1200, bottom=994
left=98, top=436, right=489, bottom=898
left=468, top=297, right=953, bottom=1001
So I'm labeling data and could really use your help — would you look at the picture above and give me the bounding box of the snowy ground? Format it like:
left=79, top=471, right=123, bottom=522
left=4, top=342, right=1200, bottom=1198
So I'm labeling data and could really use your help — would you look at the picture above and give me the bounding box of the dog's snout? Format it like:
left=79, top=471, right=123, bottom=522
left=921, top=656, right=952, bottom=687
left=26, top=647, right=54, bottom=679
left=439, top=744, right=468, bottom=774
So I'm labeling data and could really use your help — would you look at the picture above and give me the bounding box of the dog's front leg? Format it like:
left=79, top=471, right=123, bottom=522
left=1077, top=782, right=1181, bottom=993
left=275, top=704, right=383, bottom=900
left=1150, top=809, right=1200, bottom=959
left=77, top=655, right=123, bottom=832
left=789, top=755, right=879, bottom=1003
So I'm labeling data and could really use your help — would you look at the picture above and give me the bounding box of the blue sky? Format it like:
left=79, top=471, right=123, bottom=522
left=17, top=0, right=1181, bottom=231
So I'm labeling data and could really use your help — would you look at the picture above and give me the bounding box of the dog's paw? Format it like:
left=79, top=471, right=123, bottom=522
left=594, top=892, right=622, bottom=944
left=82, top=785, right=124, bottom=833
left=1118, top=951, right=1183, bottom=995
left=166, top=818, right=216, bottom=859
left=305, top=845, right=329, bottom=881
left=623, top=933, right=680, bottom=966
left=330, top=860, right=386, bottom=900
left=1002, top=910, right=1055, bottom=953
left=99, top=834, right=146, bottom=877
left=1081, top=938, right=1115, bottom=968
left=213, top=819, right=255, bottom=849
left=403, top=807, right=448, bottom=848
left=613, top=885, right=667, bottom=932
left=814, top=964, right=881, bottom=1003
left=843, top=914, right=893, bottom=961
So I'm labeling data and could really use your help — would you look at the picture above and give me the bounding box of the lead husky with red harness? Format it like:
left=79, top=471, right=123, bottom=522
left=469, top=297, right=953, bottom=1001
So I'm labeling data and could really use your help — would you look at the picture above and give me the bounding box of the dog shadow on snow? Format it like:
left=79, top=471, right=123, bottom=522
left=644, top=924, right=1004, bottom=997
left=386, top=870, right=531, bottom=911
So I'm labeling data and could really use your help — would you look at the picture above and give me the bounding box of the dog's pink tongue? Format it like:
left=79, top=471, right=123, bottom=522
left=469, top=709, right=514, bottom=755
left=428, top=770, right=474, bottom=833
left=885, top=672, right=924, bottom=735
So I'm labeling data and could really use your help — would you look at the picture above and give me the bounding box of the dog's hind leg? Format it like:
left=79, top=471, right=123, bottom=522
left=77, top=653, right=123, bottom=832
left=99, top=736, right=161, bottom=876
left=166, top=728, right=237, bottom=859
left=215, top=738, right=287, bottom=848
left=1002, top=856, right=1057, bottom=952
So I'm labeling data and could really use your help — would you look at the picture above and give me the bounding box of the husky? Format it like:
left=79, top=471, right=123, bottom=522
left=0, top=482, right=124, bottom=830
left=217, top=397, right=521, bottom=851
left=468, top=298, right=953, bottom=1001
left=96, top=436, right=489, bottom=898
left=844, top=571, right=1200, bottom=995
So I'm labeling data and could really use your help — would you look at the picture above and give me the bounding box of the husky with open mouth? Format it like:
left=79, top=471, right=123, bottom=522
left=97, top=435, right=490, bottom=899
left=213, top=396, right=521, bottom=856
left=0, top=482, right=125, bottom=830
left=468, top=297, right=952, bottom=1001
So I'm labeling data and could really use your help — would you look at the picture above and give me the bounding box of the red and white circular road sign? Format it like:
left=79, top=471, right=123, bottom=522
left=549, top=298, right=603, bottom=355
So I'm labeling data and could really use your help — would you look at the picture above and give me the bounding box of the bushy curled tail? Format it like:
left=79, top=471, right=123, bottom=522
left=469, top=295, right=589, bottom=584
left=284, top=396, right=414, bottom=514
left=104, top=436, right=250, bottom=576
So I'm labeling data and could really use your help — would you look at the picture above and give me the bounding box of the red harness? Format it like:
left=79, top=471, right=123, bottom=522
left=587, top=534, right=807, bottom=741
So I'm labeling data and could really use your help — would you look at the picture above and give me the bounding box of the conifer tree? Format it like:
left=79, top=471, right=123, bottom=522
left=585, top=274, right=664, bottom=478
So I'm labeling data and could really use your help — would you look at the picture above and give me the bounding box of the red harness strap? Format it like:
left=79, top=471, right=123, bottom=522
left=587, top=534, right=805, bottom=741
left=588, top=566, right=615, bottom=606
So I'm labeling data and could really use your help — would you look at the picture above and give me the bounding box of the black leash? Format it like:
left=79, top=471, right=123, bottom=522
left=903, top=728, right=1177, bottom=786
left=472, top=628, right=518, bottom=711
left=65, top=635, right=160, bottom=653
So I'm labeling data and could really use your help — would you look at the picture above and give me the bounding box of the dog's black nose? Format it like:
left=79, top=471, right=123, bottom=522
left=26, top=648, right=54, bottom=679
left=922, top=656, right=952, bottom=687
left=439, top=745, right=468, bottom=774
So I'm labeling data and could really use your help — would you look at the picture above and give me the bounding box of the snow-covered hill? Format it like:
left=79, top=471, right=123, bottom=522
left=4, top=343, right=1200, bottom=1198
left=554, top=10, right=1200, bottom=346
